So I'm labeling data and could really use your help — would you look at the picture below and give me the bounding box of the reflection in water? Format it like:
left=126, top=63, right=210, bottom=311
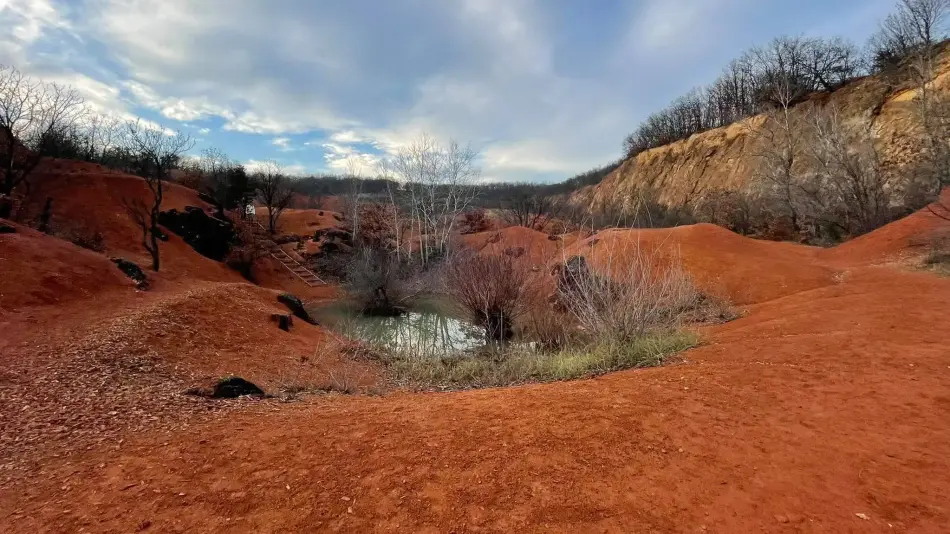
left=311, top=301, right=486, bottom=356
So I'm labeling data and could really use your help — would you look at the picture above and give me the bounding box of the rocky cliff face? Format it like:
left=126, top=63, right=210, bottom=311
left=573, top=48, right=950, bottom=213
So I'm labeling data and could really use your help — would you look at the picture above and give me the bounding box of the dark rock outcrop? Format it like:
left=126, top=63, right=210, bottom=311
left=0, top=223, right=15, bottom=234
left=212, top=377, right=265, bottom=398
left=270, top=313, right=293, bottom=331
left=277, top=292, right=317, bottom=325
left=111, top=257, right=149, bottom=289
left=158, top=206, right=235, bottom=261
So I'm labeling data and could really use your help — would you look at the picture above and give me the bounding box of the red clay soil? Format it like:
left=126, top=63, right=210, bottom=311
left=460, top=225, right=565, bottom=266
left=22, top=161, right=242, bottom=285
left=256, top=207, right=344, bottom=237
left=562, top=223, right=839, bottom=305
left=821, top=188, right=950, bottom=267
left=252, top=254, right=342, bottom=303
left=3, top=184, right=950, bottom=532
left=3, top=265, right=949, bottom=533
left=0, top=221, right=135, bottom=311
left=0, top=229, right=379, bottom=487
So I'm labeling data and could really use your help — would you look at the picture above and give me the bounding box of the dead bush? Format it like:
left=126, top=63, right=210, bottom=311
left=694, top=189, right=765, bottom=235
left=923, top=233, right=950, bottom=275
left=557, top=248, right=700, bottom=344
left=344, top=247, right=422, bottom=316
left=520, top=304, right=576, bottom=350
left=56, top=222, right=106, bottom=252
left=442, top=249, right=539, bottom=341
left=460, top=208, right=493, bottom=234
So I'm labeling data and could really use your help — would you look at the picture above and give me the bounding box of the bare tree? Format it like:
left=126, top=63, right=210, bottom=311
left=384, top=134, right=479, bottom=266
left=750, top=81, right=812, bottom=234
left=808, top=107, right=899, bottom=236
left=255, top=160, right=294, bottom=234
left=225, top=209, right=269, bottom=280
left=870, top=0, right=949, bottom=76
left=122, top=121, right=194, bottom=271
left=197, top=147, right=230, bottom=204
left=0, top=65, right=85, bottom=218
left=500, top=191, right=563, bottom=231
left=79, top=113, right=122, bottom=162
left=623, top=36, right=862, bottom=158
left=341, top=161, right=365, bottom=243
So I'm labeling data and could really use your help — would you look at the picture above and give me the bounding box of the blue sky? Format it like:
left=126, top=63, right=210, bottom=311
left=1, top=0, right=896, bottom=182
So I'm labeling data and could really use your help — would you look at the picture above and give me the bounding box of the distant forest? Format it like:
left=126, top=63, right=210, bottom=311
left=291, top=159, right=622, bottom=208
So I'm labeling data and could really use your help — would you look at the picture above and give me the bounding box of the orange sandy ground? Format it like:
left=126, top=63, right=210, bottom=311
left=1, top=168, right=950, bottom=532
left=255, top=207, right=344, bottom=238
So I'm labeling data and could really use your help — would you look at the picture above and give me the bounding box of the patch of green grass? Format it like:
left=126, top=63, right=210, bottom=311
left=381, top=330, right=699, bottom=390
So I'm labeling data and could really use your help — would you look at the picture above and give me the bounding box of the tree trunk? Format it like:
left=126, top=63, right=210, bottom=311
left=149, top=225, right=160, bottom=271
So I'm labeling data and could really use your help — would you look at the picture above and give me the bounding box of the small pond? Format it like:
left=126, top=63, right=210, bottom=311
left=309, top=298, right=488, bottom=355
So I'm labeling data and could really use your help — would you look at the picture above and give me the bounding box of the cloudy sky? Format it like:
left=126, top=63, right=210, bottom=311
left=0, top=0, right=896, bottom=182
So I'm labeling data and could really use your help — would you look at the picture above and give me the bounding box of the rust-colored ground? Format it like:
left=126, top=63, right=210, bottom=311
left=256, top=207, right=344, bottom=237
left=2, top=169, right=950, bottom=532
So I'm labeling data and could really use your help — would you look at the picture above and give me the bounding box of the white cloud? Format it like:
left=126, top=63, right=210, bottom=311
left=1, top=0, right=70, bottom=44
left=482, top=140, right=599, bottom=175
left=4, top=0, right=891, bottom=183
left=86, top=0, right=356, bottom=135
left=244, top=159, right=308, bottom=176
left=323, top=152, right=379, bottom=174
left=271, top=137, right=295, bottom=152
left=328, top=130, right=367, bottom=144
left=121, top=80, right=235, bottom=123
left=319, top=138, right=379, bottom=174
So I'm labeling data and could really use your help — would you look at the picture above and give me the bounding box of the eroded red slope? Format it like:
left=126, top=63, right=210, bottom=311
left=2, top=169, right=950, bottom=532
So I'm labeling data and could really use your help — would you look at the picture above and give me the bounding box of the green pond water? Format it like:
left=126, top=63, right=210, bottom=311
left=309, top=298, right=488, bottom=354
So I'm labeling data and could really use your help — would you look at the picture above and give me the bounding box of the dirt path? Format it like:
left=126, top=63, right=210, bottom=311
left=2, top=265, right=949, bottom=533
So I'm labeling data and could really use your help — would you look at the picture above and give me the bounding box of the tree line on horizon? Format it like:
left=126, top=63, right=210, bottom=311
left=621, top=0, right=950, bottom=159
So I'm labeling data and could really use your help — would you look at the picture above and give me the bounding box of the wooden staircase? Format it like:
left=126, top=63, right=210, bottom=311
left=255, top=221, right=326, bottom=287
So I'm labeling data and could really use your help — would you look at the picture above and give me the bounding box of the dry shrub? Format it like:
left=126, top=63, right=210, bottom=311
left=357, top=202, right=400, bottom=249
left=442, top=249, right=540, bottom=341
left=344, top=247, right=422, bottom=315
left=694, top=189, right=764, bottom=235
left=56, top=222, right=106, bottom=252
left=557, top=249, right=700, bottom=345
left=923, top=232, right=950, bottom=275
left=460, top=208, right=493, bottom=234
left=520, top=304, right=576, bottom=350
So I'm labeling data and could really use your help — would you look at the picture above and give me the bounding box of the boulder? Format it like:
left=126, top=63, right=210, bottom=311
left=212, top=377, right=265, bottom=398
left=270, top=313, right=293, bottom=331
left=313, top=227, right=353, bottom=244
left=278, top=292, right=317, bottom=325
left=111, top=258, right=149, bottom=289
